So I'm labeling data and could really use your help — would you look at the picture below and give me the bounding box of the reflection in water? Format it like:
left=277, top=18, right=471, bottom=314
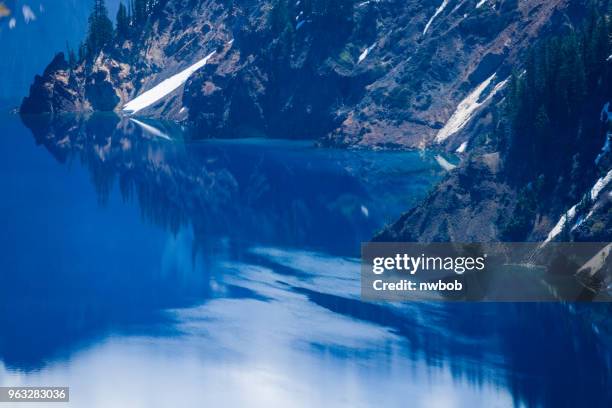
left=21, top=113, right=443, bottom=255
left=0, top=113, right=610, bottom=407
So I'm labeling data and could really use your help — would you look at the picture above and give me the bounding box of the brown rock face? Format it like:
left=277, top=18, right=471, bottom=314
left=375, top=154, right=514, bottom=242
left=85, top=71, right=121, bottom=111
left=20, top=53, right=87, bottom=114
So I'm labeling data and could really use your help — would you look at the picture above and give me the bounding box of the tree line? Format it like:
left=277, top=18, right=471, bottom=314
left=68, top=0, right=165, bottom=64
left=505, top=8, right=612, bottom=171
left=501, top=4, right=612, bottom=239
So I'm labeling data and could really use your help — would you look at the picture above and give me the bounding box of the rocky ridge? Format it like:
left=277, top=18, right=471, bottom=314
left=20, top=0, right=587, bottom=148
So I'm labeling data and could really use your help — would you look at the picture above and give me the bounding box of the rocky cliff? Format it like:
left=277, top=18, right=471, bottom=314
left=20, top=0, right=589, bottom=148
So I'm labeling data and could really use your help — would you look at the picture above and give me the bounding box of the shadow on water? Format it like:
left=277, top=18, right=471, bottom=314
left=0, top=113, right=609, bottom=407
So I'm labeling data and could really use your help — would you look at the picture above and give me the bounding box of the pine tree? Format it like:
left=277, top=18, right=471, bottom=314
left=85, top=0, right=114, bottom=58
left=66, top=42, right=77, bottom=68
left=116, top=2, right=130, bottom=40
left=78, top=41, right=86, bottom=62
left=134, top=0, right=147, bottom=26
left=561, top=32, right=586, bottom=120
left=504, top=8, right=612, bottom=190
left=585, top=16, right=609, bottom=90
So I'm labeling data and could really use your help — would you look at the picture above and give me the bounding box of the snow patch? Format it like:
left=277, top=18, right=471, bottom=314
left=544, top=205, right=577, bottom=244
left=476, top=0, right=488, bottom=8
left=590, top=169, right=612, bottom=200
left=8, top=18, right=16, bottom=29
left=544, top=168, right=612, bottom=243
left=423, top=0, right=449, bottom=35
left=123, top=50, right=217, bottom=115
left=435, top=74, right=508, bottom=143
left=357, top=0, right=381, bottom=7
left=456, top=141, right=468, bottom=153
left=435, top=155, right=457, bottom=171
left=358, top=43, right=376, bottom=64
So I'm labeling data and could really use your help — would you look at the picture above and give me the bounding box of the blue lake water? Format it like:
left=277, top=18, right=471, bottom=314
left=0, top=113, right=610, bottom=407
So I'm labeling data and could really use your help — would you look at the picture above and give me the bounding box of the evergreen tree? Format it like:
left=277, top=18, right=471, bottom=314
left=85, top=0, right=114, bottom=58
left=504, top=7, right=612, bottom=206
left=133, top=0, right=148, bottom=26
left=130, top=0, right=165, bottom=29
left=116, top=2, right=130, bottom=40
left=78, top=41, right=86, bottom=62
left=66, top=42, right=77, bottom=68
left=584, top=14, right=609, bottom=90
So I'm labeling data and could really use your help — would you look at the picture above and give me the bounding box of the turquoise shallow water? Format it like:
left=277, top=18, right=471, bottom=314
left=0, top=114, right=610, bottom=407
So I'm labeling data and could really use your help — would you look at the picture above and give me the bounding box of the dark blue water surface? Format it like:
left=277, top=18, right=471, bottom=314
left=0, top=113, right=610, bottom=407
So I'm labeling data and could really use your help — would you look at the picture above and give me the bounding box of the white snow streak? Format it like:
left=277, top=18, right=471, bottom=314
left=544, top=169, right=612, bottom=243
left=435, top=155, right=457, bottom=171
left=544, top=205, right=577, bottom=244
left=358, top=43, right=376, bottom=64
left=123, top=50, right=217, bottom=115
left=456, top=141, right=468, bottom=153
left=476, top=0, right=488, bottom=8
left=358, top=0, right=381, bottom=7
left=423, top=0, right=449, bottom=35
left=435, top=74, right=508, bottom=143
left=590, top=169, right=612, bottom=200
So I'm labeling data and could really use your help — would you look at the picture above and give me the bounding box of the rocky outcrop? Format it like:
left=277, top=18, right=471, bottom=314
left=20, top=53, right=88, bottom=114
left=376, top=152, right=514, bottom=242
left=20, top=51, right=131, bottom=114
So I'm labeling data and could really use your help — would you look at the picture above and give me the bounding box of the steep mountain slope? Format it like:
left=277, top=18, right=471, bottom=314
left=378, top=8, right=612, bottom=243
left=377, top=124, right=612, bottom=242
left=20, top=0, right=588, bottom=148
